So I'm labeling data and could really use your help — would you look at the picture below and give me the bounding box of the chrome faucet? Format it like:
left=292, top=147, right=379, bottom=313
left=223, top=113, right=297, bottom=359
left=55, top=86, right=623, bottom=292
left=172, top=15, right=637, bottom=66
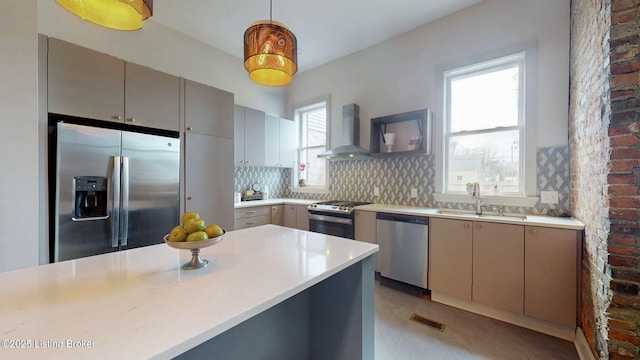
left=471, top=182, right=487, bottom=215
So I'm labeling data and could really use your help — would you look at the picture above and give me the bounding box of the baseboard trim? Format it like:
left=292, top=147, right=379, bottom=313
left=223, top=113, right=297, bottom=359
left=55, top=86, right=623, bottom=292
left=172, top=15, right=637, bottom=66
left=431, top=292, right=576, bottom=341
left=574, top=327, right=596, bottom=360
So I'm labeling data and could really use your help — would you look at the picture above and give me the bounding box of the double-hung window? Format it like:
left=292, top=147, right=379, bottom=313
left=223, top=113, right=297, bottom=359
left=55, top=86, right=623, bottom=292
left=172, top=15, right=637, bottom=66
left=294, top=98, right=329, bottom=189
left=443, top=52, right=529, bottom=196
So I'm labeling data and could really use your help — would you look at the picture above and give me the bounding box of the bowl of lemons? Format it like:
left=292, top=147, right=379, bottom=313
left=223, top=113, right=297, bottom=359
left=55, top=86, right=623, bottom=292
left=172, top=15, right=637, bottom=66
left=164, top=211, right=225, bottom=270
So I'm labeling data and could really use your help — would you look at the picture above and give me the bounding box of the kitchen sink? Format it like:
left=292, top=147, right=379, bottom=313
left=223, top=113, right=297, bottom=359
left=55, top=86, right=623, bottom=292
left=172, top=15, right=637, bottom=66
left=436, top=210, right=527, bottom=221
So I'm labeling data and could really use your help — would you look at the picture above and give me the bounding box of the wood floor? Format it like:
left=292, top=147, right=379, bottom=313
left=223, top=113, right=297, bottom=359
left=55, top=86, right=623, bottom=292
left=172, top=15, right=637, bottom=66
left=374, top=280, right=579, bottom=359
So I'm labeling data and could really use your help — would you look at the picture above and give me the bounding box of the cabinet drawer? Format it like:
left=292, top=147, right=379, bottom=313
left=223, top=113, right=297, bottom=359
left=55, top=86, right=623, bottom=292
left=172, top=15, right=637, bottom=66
left=234, top=215, right=271, bottom=230
left=234, top=206, right=271, bottom=219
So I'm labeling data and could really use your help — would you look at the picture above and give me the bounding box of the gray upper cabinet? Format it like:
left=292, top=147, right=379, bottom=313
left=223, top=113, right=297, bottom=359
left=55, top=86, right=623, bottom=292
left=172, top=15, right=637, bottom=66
left=48, top=38, right=180, bottom=131
left=48, top=37, right=124, bottom=123
left=184, top=79, right=234, bottom=138
left=265, top=115, right=296, bottom=168
left=234, top=105, right=266, bottom=166
left=124, top=62, right=180, bottom=131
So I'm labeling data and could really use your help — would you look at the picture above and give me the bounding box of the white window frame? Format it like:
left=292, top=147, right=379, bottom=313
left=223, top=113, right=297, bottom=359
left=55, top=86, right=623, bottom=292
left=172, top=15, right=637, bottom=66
left=434, top=42, right=538, bottom=207
left=290, top=96, right=331, bottom=194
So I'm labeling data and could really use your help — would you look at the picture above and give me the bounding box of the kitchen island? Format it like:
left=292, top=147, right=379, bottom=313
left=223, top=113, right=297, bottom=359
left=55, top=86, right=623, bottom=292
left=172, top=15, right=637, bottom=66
left=0, top=225, right=378, bottom=359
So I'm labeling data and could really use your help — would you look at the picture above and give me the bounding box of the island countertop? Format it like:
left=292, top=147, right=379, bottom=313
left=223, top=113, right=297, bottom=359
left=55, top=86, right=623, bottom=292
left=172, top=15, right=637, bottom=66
left=0, top=225, right=378, bottom=359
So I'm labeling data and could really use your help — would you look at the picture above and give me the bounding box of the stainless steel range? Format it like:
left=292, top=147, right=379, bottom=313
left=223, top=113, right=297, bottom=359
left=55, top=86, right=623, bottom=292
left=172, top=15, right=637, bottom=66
left=308, top=200, right=371, bottom=239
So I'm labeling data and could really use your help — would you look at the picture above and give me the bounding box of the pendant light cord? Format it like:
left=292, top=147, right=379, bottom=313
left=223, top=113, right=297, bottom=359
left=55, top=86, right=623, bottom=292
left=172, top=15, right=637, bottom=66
left=270, top=0, right=273, bottom=21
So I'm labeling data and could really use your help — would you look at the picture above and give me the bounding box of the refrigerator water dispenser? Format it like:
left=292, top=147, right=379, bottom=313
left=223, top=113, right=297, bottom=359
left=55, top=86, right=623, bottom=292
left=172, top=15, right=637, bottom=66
left=72, top=176, right=108, bottom=221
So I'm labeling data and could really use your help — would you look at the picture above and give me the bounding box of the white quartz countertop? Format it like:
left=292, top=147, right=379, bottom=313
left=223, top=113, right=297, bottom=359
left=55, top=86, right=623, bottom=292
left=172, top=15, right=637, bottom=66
left=234, top=198, right=318, bottom=208
left=0, top=225, right=378, bottom=359
left=355, top=203, right=585, bottom=230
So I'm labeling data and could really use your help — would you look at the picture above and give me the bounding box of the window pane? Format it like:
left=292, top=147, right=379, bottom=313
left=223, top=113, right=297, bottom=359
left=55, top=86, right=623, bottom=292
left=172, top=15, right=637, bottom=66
left=299, top=147, right=326, bottom=187
left=302, top=107, right=326, bottom=147
left=447, top=130, right=520, bottom=193
left=450, top=65, right=519, bottom=132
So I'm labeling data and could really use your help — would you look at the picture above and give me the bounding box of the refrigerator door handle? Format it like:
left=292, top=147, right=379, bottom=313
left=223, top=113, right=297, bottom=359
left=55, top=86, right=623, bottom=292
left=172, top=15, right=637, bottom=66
left=121, top=156, right=130, bottom=246
left=111, top=156, right=121, bottom=248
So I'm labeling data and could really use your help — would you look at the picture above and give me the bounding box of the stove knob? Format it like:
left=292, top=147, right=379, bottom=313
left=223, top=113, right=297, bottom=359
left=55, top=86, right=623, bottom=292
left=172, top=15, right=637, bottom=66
left=310, top=203, right=317, bottom=208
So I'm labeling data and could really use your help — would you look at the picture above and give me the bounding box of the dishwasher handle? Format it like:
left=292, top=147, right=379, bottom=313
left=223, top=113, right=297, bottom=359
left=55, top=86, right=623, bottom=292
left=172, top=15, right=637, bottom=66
left=376, top=212, right=429, bottom=225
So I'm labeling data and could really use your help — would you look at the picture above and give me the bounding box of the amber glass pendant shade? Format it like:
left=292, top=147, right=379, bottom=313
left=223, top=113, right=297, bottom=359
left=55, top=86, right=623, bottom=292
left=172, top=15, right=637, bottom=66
left=55, top=0, right=153, bottom=31
left=244, top=20, right=298, bottom=86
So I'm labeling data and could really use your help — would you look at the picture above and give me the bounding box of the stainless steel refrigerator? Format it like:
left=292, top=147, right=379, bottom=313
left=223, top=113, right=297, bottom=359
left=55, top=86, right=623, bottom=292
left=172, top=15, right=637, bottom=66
left=50, top=119, right=180, bottom=262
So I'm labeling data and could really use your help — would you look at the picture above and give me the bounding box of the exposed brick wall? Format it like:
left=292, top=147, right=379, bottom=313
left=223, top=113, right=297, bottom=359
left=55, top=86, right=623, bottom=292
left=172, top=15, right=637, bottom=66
left=571, top=0, right=640, bottom=359
left=607, top=0, right=640, bottom=358
left=570, top=0, right=612, bottom=358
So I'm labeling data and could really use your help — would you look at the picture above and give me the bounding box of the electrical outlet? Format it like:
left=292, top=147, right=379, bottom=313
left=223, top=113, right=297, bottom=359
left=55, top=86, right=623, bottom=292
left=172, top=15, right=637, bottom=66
left=374, top=187, right=380, bottom=197
left=410, top=188, right=418, bottom=198
left=540, top=191, right=559, bottom=204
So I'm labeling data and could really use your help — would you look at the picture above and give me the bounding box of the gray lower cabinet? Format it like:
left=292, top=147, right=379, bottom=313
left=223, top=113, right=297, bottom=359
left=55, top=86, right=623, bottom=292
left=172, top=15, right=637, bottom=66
left=184, top=133, right=234, bottom=231
left=284, top=204, right=309, bottom=230
left=271, top=205, right=284, bottom=226
left=472, top=222, right=524, bottom=314
left=430, top=218, right=578, bottom=328
left=429, top=218, right=473, bottom=301
left=355, top=210, right=378, bottom=271
left=234, top=206, right=272, bottom=230
left=525, top=226, right=578, bottom=327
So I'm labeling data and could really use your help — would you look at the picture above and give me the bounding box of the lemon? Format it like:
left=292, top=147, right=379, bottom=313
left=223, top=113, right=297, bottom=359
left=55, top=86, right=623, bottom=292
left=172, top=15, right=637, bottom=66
left=205, top=224, right=224, bottom=238
left=186, top=231, right=209, bottom=242
left=181, top=211, right=200, bottom=225
left=168, top=225, right=187, bottom=242
left=184, top=218, right=206, bottom=233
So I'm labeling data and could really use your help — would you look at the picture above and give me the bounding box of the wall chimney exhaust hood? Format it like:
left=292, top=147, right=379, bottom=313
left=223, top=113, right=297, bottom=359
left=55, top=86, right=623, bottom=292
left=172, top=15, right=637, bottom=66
left=317, top=104, right=369, bottom=160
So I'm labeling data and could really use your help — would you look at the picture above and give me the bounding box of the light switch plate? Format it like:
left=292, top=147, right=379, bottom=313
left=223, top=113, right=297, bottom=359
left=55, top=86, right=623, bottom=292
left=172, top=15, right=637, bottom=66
left=410, top=188, right=418, bottom=198
left=374, top=187, right=380, bottom=197
left=540, top=191, right=559, bottom=204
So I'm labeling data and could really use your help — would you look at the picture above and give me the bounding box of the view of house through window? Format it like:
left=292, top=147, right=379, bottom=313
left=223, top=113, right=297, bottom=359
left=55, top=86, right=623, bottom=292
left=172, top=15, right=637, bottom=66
left=295, top=100, right=328, bottom=188
left=444, top=53, right=525, bottom=195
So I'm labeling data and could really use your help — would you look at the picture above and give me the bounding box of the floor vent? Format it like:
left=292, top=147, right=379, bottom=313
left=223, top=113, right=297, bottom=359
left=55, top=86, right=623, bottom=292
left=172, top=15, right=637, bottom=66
left=410, top=313, right=446, bottom=332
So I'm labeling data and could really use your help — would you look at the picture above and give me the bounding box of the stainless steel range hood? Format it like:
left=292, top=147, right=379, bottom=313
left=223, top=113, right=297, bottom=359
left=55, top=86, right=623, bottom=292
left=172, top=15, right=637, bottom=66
left=317, top=104, right=369, bottom=160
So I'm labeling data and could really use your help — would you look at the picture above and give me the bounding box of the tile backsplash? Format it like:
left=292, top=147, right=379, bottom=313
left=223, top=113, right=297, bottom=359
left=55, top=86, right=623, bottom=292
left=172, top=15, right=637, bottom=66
left=234, top=146, right=571, bottom=216
left=235, top=165, right=291, bottom=198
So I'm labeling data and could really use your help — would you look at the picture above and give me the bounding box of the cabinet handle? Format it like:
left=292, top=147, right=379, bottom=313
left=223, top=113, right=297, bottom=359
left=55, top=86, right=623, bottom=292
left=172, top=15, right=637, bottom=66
left=111, top=115, right=122, bottom=120
left=187, top=196, right=193, bottom=200
left=475, top=223, right=482, bottom=229
left=126, top=117, right=136, bottom=123
left=246, top=221, right=256, bottom=225
left=187, top=127, right=193, bottom=131
left=463, top=223, right=470, bottom=228
left=529, top=228, right=537, bottom=234
left=246, top=210, right=257, bottom=214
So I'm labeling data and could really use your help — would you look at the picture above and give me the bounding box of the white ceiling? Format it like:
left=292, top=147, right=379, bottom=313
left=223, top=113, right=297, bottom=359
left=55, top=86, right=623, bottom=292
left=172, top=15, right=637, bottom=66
left=151, top=0, right=482, bottom=73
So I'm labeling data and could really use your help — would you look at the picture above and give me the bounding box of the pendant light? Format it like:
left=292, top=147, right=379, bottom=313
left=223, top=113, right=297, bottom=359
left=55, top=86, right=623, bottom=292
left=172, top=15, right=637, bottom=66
left=244, top=0, right=298, bottom=86
left=56, top=0, right=153, bottom=31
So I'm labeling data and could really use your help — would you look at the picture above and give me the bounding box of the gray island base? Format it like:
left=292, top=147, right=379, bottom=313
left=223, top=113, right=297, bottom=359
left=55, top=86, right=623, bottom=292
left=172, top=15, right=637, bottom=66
left=179, top=256, right=374, bottom=360
left=0, top=225, right=377, bottom=360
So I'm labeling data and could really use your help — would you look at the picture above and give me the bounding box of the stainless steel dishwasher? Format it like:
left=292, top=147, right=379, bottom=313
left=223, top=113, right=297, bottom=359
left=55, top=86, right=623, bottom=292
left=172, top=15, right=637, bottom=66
left=376, top=213, right=429, bottom=289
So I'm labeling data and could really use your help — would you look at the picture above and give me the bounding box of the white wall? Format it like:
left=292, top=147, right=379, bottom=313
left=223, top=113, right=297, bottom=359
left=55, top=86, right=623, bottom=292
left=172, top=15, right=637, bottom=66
left=286, top=0, right=570, bottom=152
left=0, top=2, right=39, bottom=271
left=37, top=0, right=286, bottom=116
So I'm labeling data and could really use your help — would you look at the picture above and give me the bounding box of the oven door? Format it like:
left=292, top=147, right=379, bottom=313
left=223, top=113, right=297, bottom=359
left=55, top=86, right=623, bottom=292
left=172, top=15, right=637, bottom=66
left=308, top=212, right=354, bottom=239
